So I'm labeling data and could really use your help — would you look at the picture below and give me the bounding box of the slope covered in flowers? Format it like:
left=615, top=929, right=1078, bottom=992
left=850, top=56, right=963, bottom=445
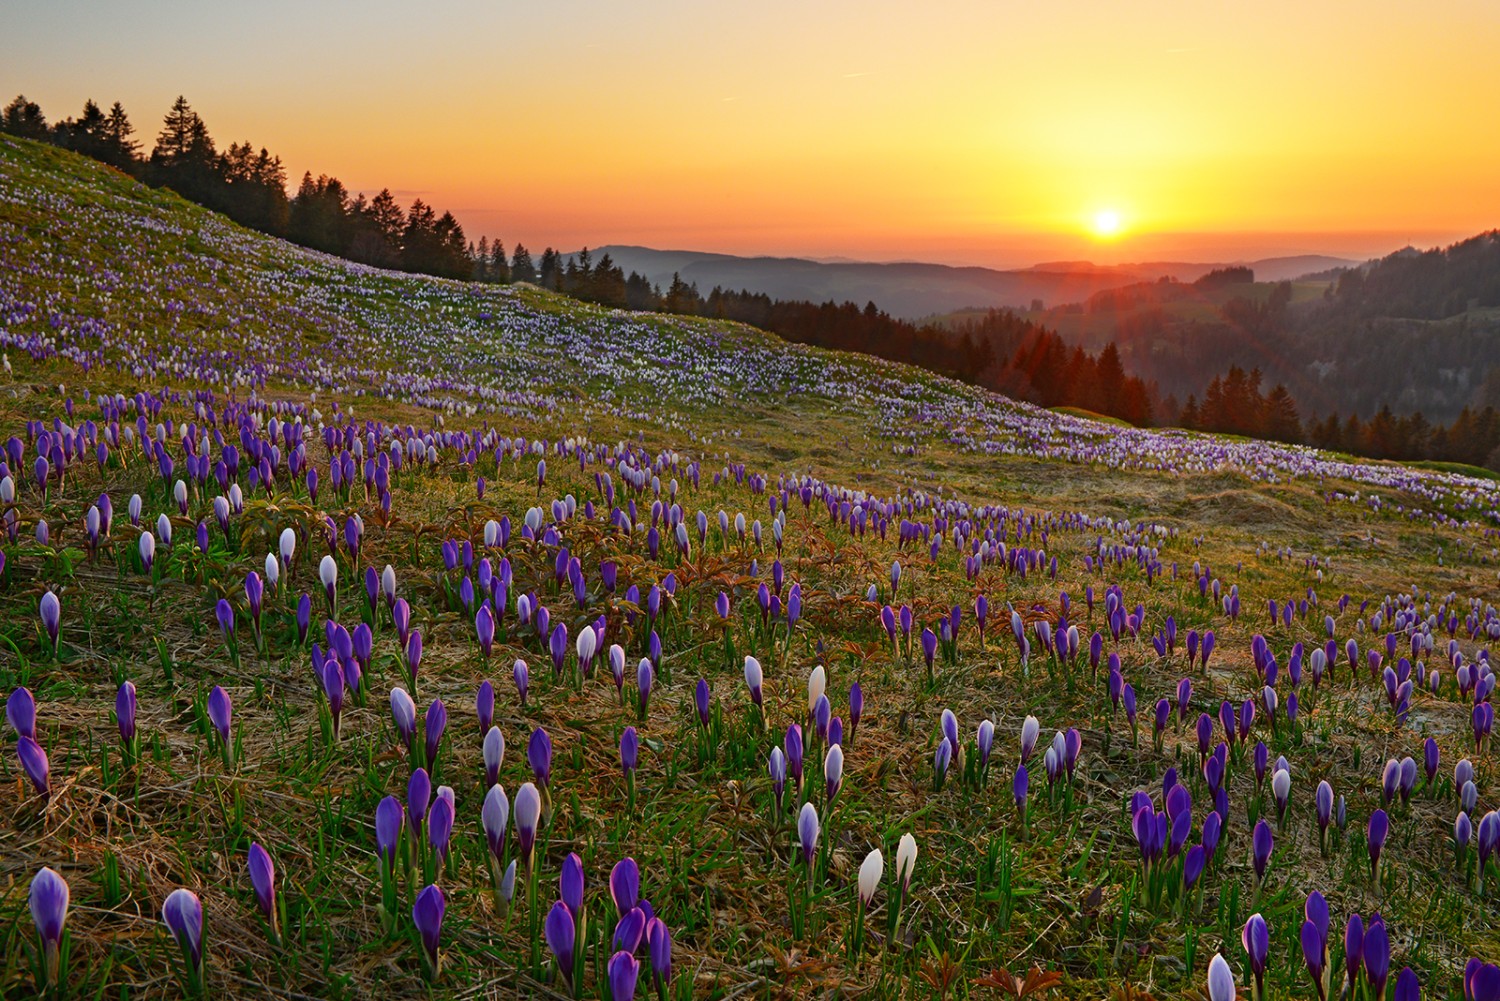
left=3, top=135, right=1500, bottom=1001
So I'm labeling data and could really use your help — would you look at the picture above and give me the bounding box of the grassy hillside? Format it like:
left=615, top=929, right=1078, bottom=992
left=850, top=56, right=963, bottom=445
left=3, top=135, right=1500, bottom=1000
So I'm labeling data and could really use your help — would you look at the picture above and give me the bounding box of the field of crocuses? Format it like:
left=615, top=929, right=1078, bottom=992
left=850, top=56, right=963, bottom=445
left=4, top=134, right=1500, bottom=1001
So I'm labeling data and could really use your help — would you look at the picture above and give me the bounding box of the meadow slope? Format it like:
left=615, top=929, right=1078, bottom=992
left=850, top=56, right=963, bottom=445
left=2, top=134, right=1500, bottom=1000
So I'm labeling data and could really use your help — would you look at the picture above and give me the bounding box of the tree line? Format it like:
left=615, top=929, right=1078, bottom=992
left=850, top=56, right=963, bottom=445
left=7, top=92, right=1498, bottom=470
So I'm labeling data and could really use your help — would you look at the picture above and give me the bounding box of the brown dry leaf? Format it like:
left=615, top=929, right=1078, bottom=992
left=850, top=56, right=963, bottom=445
left=974, top=965, right=1065, bottom=999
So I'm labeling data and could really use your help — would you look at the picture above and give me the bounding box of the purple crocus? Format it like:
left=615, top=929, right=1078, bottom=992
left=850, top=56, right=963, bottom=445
left=7, top=686, right=36, bottom=740
left=1242, top=913, right=1269, bottom=1000
left=375, top=796, right=404, bottom=870
left=477, top=680, right=495, bottom=734
left=390, top=688, right=417, bottom=751
left=647, top=917, right=672, bottom=992
left=621, top=726, right=640, bottom=775
left=412, top=883, right=446, bottom=978
left=207, top=685, right=232, bottom=748
left=424, top=698, right=447, bottom=772
left=247, top=843, right=277, bottom=939
left=529, top=727, right=552, bottom=788
left=30, top=866, right=69, bottom=987
left=607, top=950, right=640, bottom=1001
left=405, top=630, right=423, bottom=692
left=546, top=900, right=577, bottom=985
left=408, top=768, right=432, bottom=842
left=515, top=782, right=542, bottom=863
left=162, top=888, right=205, bottom=987
left=39, top=590, right=60, bottom=655
left=1363, top=916, right=1390, bottom=1000
left=799, top=801, right=821, bottom=871
left=610, top=858, right=641, bottom=918
left=695, top=678, right=711, bottom=728
left=514, top=658, right=530, bottom=707
left=1368, top=809, right=1390, bottom=880
left=1252, top=819, right=1273, bottom=883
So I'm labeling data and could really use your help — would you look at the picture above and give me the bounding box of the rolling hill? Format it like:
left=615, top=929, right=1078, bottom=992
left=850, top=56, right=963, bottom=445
left=3, top=134, right=1500, bottom=1001
left=570, top=245, right=1358, bottom=320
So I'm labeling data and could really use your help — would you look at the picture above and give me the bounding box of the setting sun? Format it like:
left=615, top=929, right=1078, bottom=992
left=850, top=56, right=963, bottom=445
left=1091, top=209, right=1124, bottom=240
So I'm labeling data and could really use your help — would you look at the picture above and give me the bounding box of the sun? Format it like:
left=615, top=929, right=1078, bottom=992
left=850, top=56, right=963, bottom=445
left=1091, top=208, right=1124, bottom=239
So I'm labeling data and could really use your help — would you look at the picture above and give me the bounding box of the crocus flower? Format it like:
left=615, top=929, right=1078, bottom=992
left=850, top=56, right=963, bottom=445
left=162, top=888, right=205, bottom=987
left=896, top=833, right=918, bottom=893
left=30, top=866, right=69, bottom=987
left=798, top=801, right=820, bottom=869
left=483, top=783, right=509, bottom=861
left=1363, top=917, right=1390, bottom=999
left=7, top=686, right=36, bottom=739
left=1302, top=918, right=1328, bottom=1001
left=247, top=843, right=277, bottom=938
left=610, top=858, right=641, bottom=917
left=546, top=900, right=577, bottom=985
left=483, top=726, right=505, bottom=787
left=1345, top=914, right=1365, bottom=995
left=1394, top=966, right=1419, bottom=1001
left=858, top=849, right=884, bottom=906
left=515, top=782, right=542, bottom=862
left=319, top=555, right=338, bottom=613
left=412, top=883, right=445, bottom=977
left=695, top=678, right=711, bottom=728
left=390, top=688, right=417, bottom=751
left=424, top=699, right=447, bottom=772
left=477, top=680, right=495, bottom=735
left=1368, top=809, right=1390, bottom=880
left=607, top=950, right=640, bottom=1001
left=407, top=767, right=431, bottom=843
left=621, top=726, right=640, bottom=774
left=825, top=744, right=844, bottom=803
left=1252, top=820, right=1273, bottom=882
left=1020, top=715, right=1040, bottom=764
left=375, top=795, right=404, bottom=869
left=529, top=727, right=552, bottom=788
left=647, top=917, right=672, bottom=992
left=116, top=680, right=137, bottom=746
left=1243, top=913, right=1269, bottom=999
left=405, top=630, right=424, bottom=691
left=514, top=658, right=529, bottom=707
left=1207, top=953, right=1236, bottom=1001
left=428, top=794, right=454, bottom=864
left=744, top=655, right=763, bottom=708
left=769, top=747, right=787, bottom=815
left=207, top=685, right=232, bottom=747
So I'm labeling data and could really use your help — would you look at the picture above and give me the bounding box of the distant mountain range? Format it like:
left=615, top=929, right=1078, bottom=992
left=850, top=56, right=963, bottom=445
left=568, top=245, right=1361, bottom=319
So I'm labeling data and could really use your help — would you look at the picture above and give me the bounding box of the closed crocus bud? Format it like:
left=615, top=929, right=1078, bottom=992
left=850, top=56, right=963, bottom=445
left=39, top=591, right=61, bottom=650
left=162, top=888, right=205, bottom=983
left=412, top=883, right=446, bottom=977
left=807, top=664, right=826, bottom=715
left=545, top=900, right=577, bottom=985
left=977, top=719, right=995, bottom=768
left=318, top=554, right=338, bottom=612
left=695, top=678, right=711, bottom=728
left=825, top=744, right=844, bottom=802
left=207, top=685, right=232, bottom=744
left=896, top=833, right=918, bottom=892
left=858, top=849, right=884, bottom=907
left=798, top=801, right=821, bottom=869
left=7, top=686, right=36, bottom=740
left=1207, top=953, right=1236, bottom=1001
left=1368, top=810, right=1390, bottom=878
left=621, top=726, right=640, bottom=774
left=1392, top=966, right=1419, bottom=1001
left=1020, top=714, right=1041, bottom=764
left=647, top=916, right=672, bottom=989
left=609, top=858, right=640, bottom=917
left=424, top=699, right=447, bottom=771
left=389, top=687, right=417, bottom=750
left=1363, top=918, right=1390, bottom=1000
left=247, top=842, right=277, bottom=935
left=528, top=727, right=552, bottom=787
left=29, top=865, right=69, bottom=986
left=375, top=796, right=404, bottom=869
left=744, top=656, right=763, bottom=707
left=514, top=658, right=529, bottom=706
left=483, top=783, right=509, bottom=860
left=514, top=782, right=542, bottom=862
left=483, top=726, right=505, bottom=787
left=139, top=531, right=156, bottom=572
left=607, top=950, right=640, bottom=1001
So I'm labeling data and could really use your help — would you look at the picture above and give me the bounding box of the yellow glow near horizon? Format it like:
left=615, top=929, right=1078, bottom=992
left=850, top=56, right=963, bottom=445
left=4, top=1, right=1499, bottom=266
left=1091, top=210, right=1124, bottom=240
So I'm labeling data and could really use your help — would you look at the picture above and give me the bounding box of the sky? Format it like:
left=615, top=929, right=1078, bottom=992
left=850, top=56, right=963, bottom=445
left=5, top=0, right=1499, bottom=268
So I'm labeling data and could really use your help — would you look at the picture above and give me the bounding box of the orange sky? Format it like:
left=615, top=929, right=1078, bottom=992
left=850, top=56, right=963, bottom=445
left=6, top=0, right=1499, bottom=266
